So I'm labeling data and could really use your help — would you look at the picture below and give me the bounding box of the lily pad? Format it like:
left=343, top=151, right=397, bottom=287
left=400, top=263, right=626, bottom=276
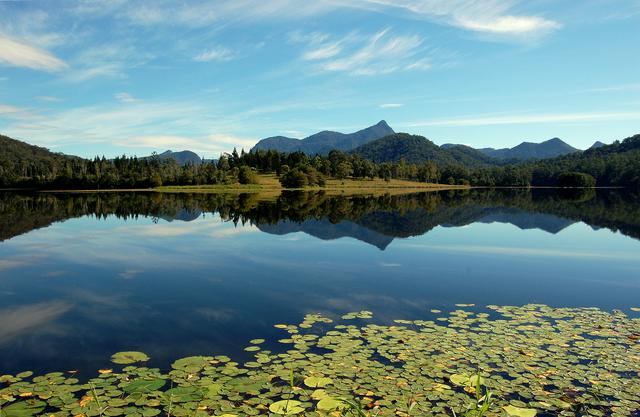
left=0, top=400, right=46, bottom=417
left=304, top=376, right=332, bottom=388
left=503, top=405, right=537, bottom=417
left=269, top=400, right=304, bottom=415
left=316, top=397, right=346, bottom=411
left=123, top=379, right=166, bottom=394
left=110, top=351, right=150, bottom=365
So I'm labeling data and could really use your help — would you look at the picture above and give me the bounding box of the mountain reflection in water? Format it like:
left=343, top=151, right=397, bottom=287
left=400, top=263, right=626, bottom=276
left=1, top=188, right=639, bottom=248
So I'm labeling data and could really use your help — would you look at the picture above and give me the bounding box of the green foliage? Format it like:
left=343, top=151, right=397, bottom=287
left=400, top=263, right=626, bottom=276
left=237, top=165, right=258, bottom=184
left=279, top=165, right=325, bottom=188
left=2, top=132, right=640, bottom=189
left=0, top=306, right=638, bottom=417
left=556, top=172, right=596, bottom=187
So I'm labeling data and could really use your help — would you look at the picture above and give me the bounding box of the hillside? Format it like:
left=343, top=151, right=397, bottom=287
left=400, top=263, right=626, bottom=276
left=477, top=137, right=579, bottom=161
left=352, top=133, right=494, bottom=167
left=251, top=120, right=394, bottom=155
left=0, top=134, right=83, bottom=186
left=145, top=150, right=202, bottom=165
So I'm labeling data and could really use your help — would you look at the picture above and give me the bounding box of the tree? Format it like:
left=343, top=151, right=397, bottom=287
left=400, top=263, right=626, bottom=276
left=557, top=172, right=596, bottom=188
left=238, top=166, right=258, bottom=184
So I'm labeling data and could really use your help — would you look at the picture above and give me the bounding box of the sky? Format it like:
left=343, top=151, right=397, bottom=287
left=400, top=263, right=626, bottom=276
left=0, top=0, right=639, bottom=159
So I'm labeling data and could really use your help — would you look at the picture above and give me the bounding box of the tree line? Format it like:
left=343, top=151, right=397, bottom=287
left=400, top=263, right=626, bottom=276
left=1, top=133, right=639, bottom=189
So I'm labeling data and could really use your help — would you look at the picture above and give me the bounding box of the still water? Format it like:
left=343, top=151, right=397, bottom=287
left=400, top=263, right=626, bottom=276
left=1, top=189, right=639, bottom=375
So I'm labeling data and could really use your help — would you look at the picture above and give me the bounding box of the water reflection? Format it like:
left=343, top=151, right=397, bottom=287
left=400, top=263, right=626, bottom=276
left=0, top=188, right=639, bottom=375
left=1, top=188, right=640, bottom=247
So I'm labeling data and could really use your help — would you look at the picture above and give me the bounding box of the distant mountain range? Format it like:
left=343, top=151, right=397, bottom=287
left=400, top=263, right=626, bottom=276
left=251, top=120, right=395, bottom=155
left=250, top=121, right=606, bottom=165
left=142, top=150, right=203, bottom=165
left=474, top=137, right=580, bottom=161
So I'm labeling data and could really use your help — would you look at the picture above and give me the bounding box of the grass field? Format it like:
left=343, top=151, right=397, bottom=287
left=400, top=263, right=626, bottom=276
left=44, top=174, right=467, bottom=195
left=156, top=173, right=466, bottom=195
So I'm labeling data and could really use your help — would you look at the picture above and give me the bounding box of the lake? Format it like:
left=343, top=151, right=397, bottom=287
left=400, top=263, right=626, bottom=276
left=1, top=188, right=639, bottom=377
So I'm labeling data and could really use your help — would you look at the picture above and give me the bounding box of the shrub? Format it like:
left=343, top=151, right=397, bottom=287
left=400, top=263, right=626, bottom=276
left=557, top=172, right=596, bottom=188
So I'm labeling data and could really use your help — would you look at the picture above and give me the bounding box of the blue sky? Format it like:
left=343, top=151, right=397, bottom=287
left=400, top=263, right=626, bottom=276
left=0, top=0, right=639, bottom=159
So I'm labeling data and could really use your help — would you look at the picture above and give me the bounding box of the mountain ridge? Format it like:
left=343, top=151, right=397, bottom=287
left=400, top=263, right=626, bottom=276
left=251, top=120, right=395, bottom=155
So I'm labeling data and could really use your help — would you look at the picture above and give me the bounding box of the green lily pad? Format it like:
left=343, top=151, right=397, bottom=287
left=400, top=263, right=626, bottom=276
left=163, top=387, right=204, bottom=403
left=304, top=376, right=332, bottom=388
left=110, top=351, right=150, bottom=365
left=123, top=379, right=166, bottom=394
left=316, top=397, right=346, bottom=411
left=269, top=400, right=304, bottom=415
left=0, top=400, right=46, bottom=417
left=503, top=405, right=537, bottom=417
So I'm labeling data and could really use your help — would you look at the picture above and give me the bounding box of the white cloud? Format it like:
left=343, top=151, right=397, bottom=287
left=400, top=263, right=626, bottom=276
left=115, top=92, right=138, bottom=103
left=379, top=103, right=404, bottom=108
left=0, top=103, right=38, bottom=120
left=193, top=46, right=235, bottom=62
left=36, top=95, right=61, bottom=102
left=208, top=133, right=257, bottom=151
left=0, top=33, right=67, bottom=71
left=118, top=135, right=219, bottom=152
left=304, top=29, right=430, bottom=76
left=0, top=301, right=72, bottom=345
left=578, top=83, right=640, bottom=94
left=455, top=15, right=560, bottom=35
left=406, top=111, right=640, bottom=127
left=63, top=63, right=123, bottom=83
left=344, top=0, right=561, bottom=38
left=303, top=42, right=342, bottom=60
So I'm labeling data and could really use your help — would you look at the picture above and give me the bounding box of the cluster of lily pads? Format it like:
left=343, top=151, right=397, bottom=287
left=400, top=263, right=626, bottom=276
left=1, top=305, right=638, bottom=417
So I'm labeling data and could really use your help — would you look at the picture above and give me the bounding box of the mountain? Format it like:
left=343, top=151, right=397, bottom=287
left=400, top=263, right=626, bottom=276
left=351, top=133, right=494, bottom=167
left=251, top=120, right=395, bottom=155
left=477, top=138, right=579, bottom=161
left=590, top=141, right=606, bottom=149
left=0, top=134, right=81, bottom=164
left=145, top=150, right=202, bottom=165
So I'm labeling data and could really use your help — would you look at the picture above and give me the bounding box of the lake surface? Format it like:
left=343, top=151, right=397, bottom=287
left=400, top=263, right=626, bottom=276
left=1, top=188, right=639, bottom=376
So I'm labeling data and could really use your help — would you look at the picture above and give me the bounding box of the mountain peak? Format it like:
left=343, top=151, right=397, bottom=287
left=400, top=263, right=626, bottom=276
left=590, top=141, right=606, bottom=149
left=252, top=121, right=394, bottom=155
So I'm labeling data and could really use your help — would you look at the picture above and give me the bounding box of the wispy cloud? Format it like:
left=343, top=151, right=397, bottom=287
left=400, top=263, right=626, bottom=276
left=578, top=83, right=640, bottom=94
left=299, top=29, right=433, bottom=76
left=0, top=33, right=67, bottom=71
left=345, top=0, right=561, bottom=38
left=0, top=301, right=72, bottom=345
left=115, top=92, right=139, bottom=103
left=379, top=103, right=404, bottom=108
left=406, top=111, right=640, bottom=127
left=36, top=95, right=62, bottom=102
left=193, top=46, right=235, bottom=62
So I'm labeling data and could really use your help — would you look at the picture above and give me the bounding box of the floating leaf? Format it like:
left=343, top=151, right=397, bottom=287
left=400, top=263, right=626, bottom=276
left=269, top=400, right=304, bottom=415
left=110, top=351, right=149, bottom=365
left=304, top=376, right=332, bottom=388
left=0, top=400, right=46, bottom=417
left=316, top=397, right=346, bottom=411
left=503, top=406, right=537, bottom=417
left=123, top=379, right=166, bottom=394
left=163, top=387, right=204, bottom=403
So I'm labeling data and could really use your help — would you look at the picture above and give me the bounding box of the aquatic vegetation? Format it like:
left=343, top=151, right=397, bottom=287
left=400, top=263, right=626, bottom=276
left=0, top=305, right=638, bottom=417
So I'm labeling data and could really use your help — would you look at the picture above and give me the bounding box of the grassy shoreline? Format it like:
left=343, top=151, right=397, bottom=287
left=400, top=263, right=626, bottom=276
left=8, top=175, right=469, bottom=195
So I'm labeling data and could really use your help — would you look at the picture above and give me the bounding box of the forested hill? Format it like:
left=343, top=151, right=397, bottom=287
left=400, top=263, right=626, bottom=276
left=0, top=134, right=83, bottom=181
left=351, top=133, right=495, bottom=167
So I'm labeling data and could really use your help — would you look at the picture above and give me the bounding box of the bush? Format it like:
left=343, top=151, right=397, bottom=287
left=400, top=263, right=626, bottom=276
left=238, top=166, right=258, bottom=184
left=279, top=165, right=325, bottom=188
left=556, top=172, right=596, bottom=188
